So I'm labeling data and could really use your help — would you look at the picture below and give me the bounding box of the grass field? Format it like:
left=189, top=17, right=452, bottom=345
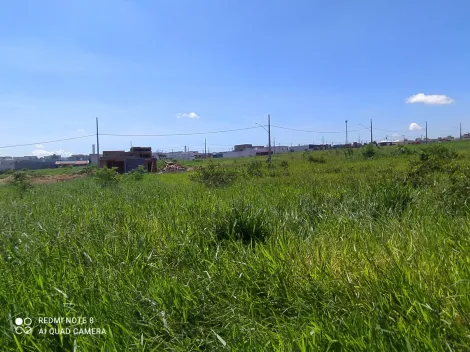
left=1, top=142, right=470, bottom=351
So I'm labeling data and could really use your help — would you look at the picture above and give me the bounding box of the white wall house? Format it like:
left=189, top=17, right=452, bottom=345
left=289, top=145, right=311, bottom=152
left=167, top=151, right=199, bottom=160
left=222, top=149, right=257, bottom=158
left=273, top=146, right=289, bottom=153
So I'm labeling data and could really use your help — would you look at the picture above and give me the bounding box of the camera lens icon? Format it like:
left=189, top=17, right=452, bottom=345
left=14, top=317, right=32, bottom=334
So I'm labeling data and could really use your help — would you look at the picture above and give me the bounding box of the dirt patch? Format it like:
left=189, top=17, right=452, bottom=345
left=32, top=174, right=85, bottom=184
left=0, top=174, right=85, bottom=185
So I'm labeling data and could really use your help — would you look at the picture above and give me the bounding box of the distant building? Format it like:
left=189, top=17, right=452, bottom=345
left=43, top=154, right=61, bottom=161
left=99, top=147, right=157, bottom=173
left=222, top=149, right=257, bottom=158
left=68, top=154, right=88, bottom=161
left=14, top=160, right=57, bottom=170
left=56, top=161, right=89, bottom=167
left=273, top=146, right=290, bottom=153
left=234, top=144, right=253, bottom=152
left=167, top=151, right=199, bottom=160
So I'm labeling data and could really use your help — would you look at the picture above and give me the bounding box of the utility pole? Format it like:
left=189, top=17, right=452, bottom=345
left=460, top=122, right=462, bottom=140
left=273, top=137, right=276, bottom=154
left=370, top=119, right=373, bottom=144
left=204, top=138, right=207, bottom=157
left=425, top=121, right=428, bottom=143
left=96, top=117, right=100, bottom=168
left=268, top=114, right=272, bottom=162
left=345, top=120, right=348, bottom=144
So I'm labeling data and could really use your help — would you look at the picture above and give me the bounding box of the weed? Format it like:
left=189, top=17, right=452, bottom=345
left=246, top=160, right=264, bottom=177
left=189, top=162, right=238, bottom=187
left=362, top=143, right=376, bottom=159
left=280, top=160, right=290, bottom=176
left=129, top=165, right=146, bottom=181
left=343, top=148, right=354, bottom=158
left=307, top=155, right=327, bottom=164
left=8, top=171, right=32, bottom=196
left=214, top=203, right=270, bottom=244
left=93, top=167, right=119, bottom=187
left=406, top=144, right=459, bottom=186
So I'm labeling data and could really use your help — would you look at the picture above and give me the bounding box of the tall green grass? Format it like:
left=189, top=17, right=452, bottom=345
left=1, top=144, right=469, bottom=351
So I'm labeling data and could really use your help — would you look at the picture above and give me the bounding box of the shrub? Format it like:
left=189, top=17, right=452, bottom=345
left=280, top=160, right=290, bottom=176
left=361, top=143, right=376, bottom=159
left=189, top=162, right=238, bottom=188
left=308, top=155, right=327, bottom=164
left=8, top=171, right=33, bottom=196
left=78, top=165, right=98, bottom=175
left=246, top=160, right=264, bottom=177
left=405, top=145, right=459, bottom=187
left=343, top=148, right=354, bottom=158
left=129, top=165, right=146, bottom=181
left=443, top=165, right=470, bottom=214
left=93, top=167, right=119, bottom=187
left=393, top=145, right=414, bottom=156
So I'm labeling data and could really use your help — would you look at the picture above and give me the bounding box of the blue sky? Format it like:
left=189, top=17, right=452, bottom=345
left=1, top=0, right=469, bottom=157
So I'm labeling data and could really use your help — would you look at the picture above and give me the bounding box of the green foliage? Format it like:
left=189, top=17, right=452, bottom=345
left=343, top=147, right=354, bottom=158
left=189, top=162, right=238, bottom=187
left=362, top=143, right=377, bottom=158
left=2, top=142, right=470, bottom=350
left=370, top=178, right=413, bottom=218
left=280, top=160, right=290, bottom=176
left=246, top=160, right=264, bottom=177
left=130, top=165, right=146, bottom=181
left=80, top=165, right=98, bottom=175
left=8, top=171, right=32, bottom=196
left=393, top=145, right=415, bottom=156
left=444, top=165, right=470, bottom=214
left=93, top=166, right=119, bottom=187
left=307, top=155, right=327, bottom=164
left=214, top=203, right=269, bottom=244
left=406, top=144, right=459, bottom=186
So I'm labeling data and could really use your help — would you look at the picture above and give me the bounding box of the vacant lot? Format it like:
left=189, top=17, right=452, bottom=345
left=1, top=143, right=469, bottom=351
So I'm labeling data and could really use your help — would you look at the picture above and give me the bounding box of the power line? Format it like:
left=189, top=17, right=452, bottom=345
left=100, top=126, right=262, bottom=137
left=0, top=134, right=95, bottom=149
left=271, top=124, right=367, bottom=134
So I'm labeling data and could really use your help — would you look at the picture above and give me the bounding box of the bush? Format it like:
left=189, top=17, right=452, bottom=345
left=246, top=160, right=264, bottom=177
left=189, top=162, right=238, bottom=188
left=8, top=171, right=32, bottom=196
left=280, top=160, right=290, bottom=176
left=307, top=155, right=327, bottom=164
left=405, top=145, right=459, bottom=187
left=128, top=165, right=146, bottom=181
left=93, top=167, right=119, bottom=187
left=362, top=143, right=376, bottom=159
left=443, top=165, right=470, bottom=214
left=392, top=145, right=414, bottom=156
left=343, top=148, right=354, bottom=158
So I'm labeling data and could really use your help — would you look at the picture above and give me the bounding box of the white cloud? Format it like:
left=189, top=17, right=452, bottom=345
left=77, top=128, right=85, bottom=132
left=32, top=148, right=72, bottom=158
left=409, top=123, right=423, bottom=131
left=405, top=93, right=454, bottom=105
left=176, top=112, right=200, bottom=119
